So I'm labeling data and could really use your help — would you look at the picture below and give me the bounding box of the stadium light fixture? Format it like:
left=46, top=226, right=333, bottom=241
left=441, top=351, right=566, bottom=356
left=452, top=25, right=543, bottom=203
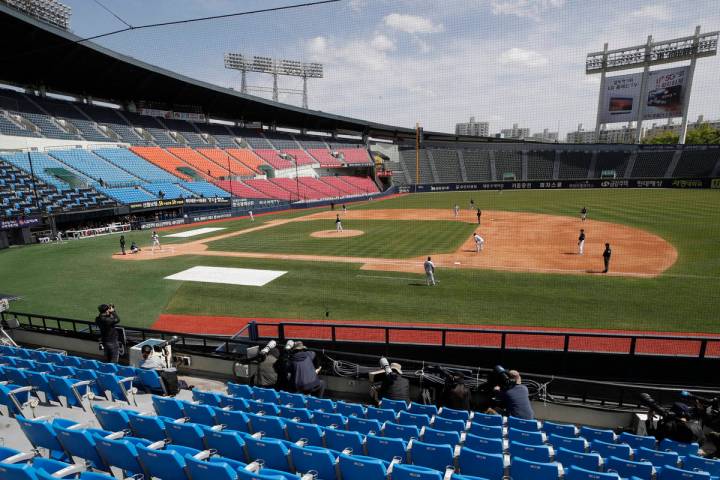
left=1, top=0, right=71, bottom=30
left=224, top=53, right=324, bottom=108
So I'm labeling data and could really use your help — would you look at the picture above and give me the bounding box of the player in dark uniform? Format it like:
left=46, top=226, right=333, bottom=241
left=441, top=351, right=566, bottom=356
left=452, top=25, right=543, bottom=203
left=602, top=243, right=612, bottom=273
left=476, top=208, right=482, bottom=225
left=581, top=206, right=588, bottom=222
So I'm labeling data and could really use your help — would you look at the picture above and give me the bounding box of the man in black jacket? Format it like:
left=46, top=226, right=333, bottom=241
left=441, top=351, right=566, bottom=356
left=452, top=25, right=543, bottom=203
left=288, top=341, right=325, bottom=397
left=372, top=362, right=410, bottom=404
left=95, top=304, right=121, bottom=363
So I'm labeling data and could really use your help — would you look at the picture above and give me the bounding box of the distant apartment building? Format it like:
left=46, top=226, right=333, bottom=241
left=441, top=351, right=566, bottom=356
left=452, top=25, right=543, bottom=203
left=644, top=115, right=720, bottom=139
left=499, top=123, right=530, bottom=139
left=566, top=123, right=637, bottom=144
left=455, top=117, right=489, bottom=137
left=530, top=129, right=559, bottom=142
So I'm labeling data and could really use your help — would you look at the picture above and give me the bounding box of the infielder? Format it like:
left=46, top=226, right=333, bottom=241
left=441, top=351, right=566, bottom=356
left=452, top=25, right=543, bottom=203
left=473, top=232, right=485, bottom=252
left=424, top=256, right=436, bottom=286
left=581, top=206, right=587, bottom=222
left=151, top=231, right=161, bottom=252
left=249, top=210, right=254, bottom=222
left=578, top=229, right=585, bottom=255
left=453, top=204, right=459, bottom=218
left=335, top=214, right=343, bottom=232
left=602, top=243, right=612, bottom=273
left=476, top=208, right=482, bottom=225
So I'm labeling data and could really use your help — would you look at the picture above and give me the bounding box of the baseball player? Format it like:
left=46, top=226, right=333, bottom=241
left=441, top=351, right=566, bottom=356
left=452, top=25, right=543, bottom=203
left=469, top=198, right=475, bottom=211
left=453, top=204, right=459, bottom=218
left=473, top=232, right=485, bottom=252
left=578, top=229, right=585, bottom=255
left=602, top=243, right=612, bottom=273
left=581, top=206, right=587, bottom=222
left=424, top=256, right=436, bottom=286
left=476, top=208, right=482, bottom=225
left=249, top=210, right=254, bottom=222
left=151, top=231, right=161, bottom=252
left=335, top=214, right=343, bottom=232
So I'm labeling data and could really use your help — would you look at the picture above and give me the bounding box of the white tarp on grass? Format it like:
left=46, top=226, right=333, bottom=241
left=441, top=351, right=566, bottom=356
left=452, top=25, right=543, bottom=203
left=165, top=227, right=226, bottom=238
left=165, top=266, right=286, bottom=286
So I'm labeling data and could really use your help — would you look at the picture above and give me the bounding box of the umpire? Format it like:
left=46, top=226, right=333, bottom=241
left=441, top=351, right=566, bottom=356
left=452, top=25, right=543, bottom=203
left=96, top=304, right=121, bottom=363
left=602, top=243, right=612, bottom=273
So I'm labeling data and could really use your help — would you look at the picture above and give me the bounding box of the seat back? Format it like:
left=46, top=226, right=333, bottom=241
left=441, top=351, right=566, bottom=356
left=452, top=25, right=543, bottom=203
left=348, top=416, right=382, bottom=435
left=617, top=432, right=656, bottom=450
left=409, top=403, right=438, bottom=417
left=471, top=412, right=503, bottom=427
left=509, top=440, right=553, bottom=463
left=636, top=446, right=680, bottom=469
left=508, top=427, right=544, bottom=445
left=166, top=421, right=207, bottom=450
left=220, top=394, right=249, bottom=411
left=137, top=369, right=165, bottom=394
left=468, top=423, right=503, bottom=438
left=152, top=395, right=185, bottom=419
left=410, top=439, right=454, bottom=471
left=338, top=453, right=388, bottom=480
left=337, top=401, right=366, bottom=418
left=137, top=445, right=189, bottom=480
left=366, top=406, right=397, bottom=423
left=510, top=456, right=561, bottom=480
left=556, top=447, right=602, bottom=472
left=286, top=421, right=324, bottom=446
left=439, top=407, right=470, bottom=422
left=422, top=426, right=460, bottom=446
left=244, top=435, right=291, bottom=471
left=129, top=414, right=169, bottom=442
left=683, top=454, right=720, bottom=476
left=366, top=435, right=407, bottom=463
left=659, top=438, right=700, bottom=457
left=313, top=411, right=347, bottom=428
left=288, top=443, right=338, bottom=480
left=380, top=398, right=408, bottom=413
left=278, top=391, right=306, bottom=408
left=215, top=409, right=251, bottom=433
left=253, top=387, right=280, bottom=404
left=457, top=446, right=505, bottom=480
left=432, top=417, right=466, bottom=434
left=227, top=382, right=254, bottom=398
left=47, top=374, right=87, bottom=408
left=508, top=416, right=540, bottom=432
left=398, top=411, right=431, bottom=428
left=15, top=416, right=68, bottom=461
left=306, top=397, right=335, bottom=412
left=384, top=422, right=420, bottom=442
left=279, top=405, right=313, bottom=423
left=658, top=465, right=711, bottom=480
left=93, top=433, right=150, bottom=476
left=590, top=439, right=632, bottom=460
left=580, top=426, right=615, bottom=443
left=393, top=463, right=443, bottom=480
left=463, top=433, right=504, bottom=455
left=605, top=456, right=654, bottom=480
left=55, top=425, right=109, bottom=470
left=185, top=402, right=217, bottom=426
left=192, top=389, right=222, bottom=406
left=547, top=433, right=586, bottom=453
left=186, top=456, right=239, bottom=480
left=565, top=465, right=620, bottom=480
left=324, top=428, right=364, bottom=453
left=205, top=429, right=247, bottom=462
left=247, top=413, right=287, bottom=440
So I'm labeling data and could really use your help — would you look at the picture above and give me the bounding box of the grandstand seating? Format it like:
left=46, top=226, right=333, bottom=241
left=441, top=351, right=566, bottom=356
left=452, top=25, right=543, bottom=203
left=461, top=150, right=492, bottom=182
left=399, top=149, right=434, bottom=184
left=228, top=127, right=273, bottom=149
left=48, top=149, right=138, bottom=186
left=430, top=149, right=463, bottom=183
left=253, top=150, right=295, bottom=170
left=214, top=180, right=270, bottom=199
left=283, top=149, right=317, bottom=167
left=297, top=177, right=344, bottom=198
left=674, top=150, right=720, bottom=177
left=168, top=147, right=229, bottom=178
left=270, top=178, right=321, bottom=201
left=130, top=146, right=202, bottom=181
left=1, top=151, right=93, bottom=188
left=244, top=179, right=294, bottom=201
left=337, top=148, right=372, bottom=165
left=197, top=149, right=256, bottom=177
left=631, top=151, right=675, bottom=178
left=593, top=151, right=631, bottom=178
left=558, top=152, right=592, bottom=179
left=95, top=185, right=156, bottom=204
left=0, top=111, right=39, bottom=137
left=264, top=132, right=299, bottom=150
left=0, top=344, right=714, bottom=480
left=160, top=118, right=209, bottom=147
left=527, top=151, right=556, bottom=180
left=494, top=150, right=523, bottom=180
left=226, top=149, right=267, bottom=174
left=182, top=181, right=231, bottom=198
left=92, top=147, right=182, bottom=183
left=308, top=148, right=344, bottom=167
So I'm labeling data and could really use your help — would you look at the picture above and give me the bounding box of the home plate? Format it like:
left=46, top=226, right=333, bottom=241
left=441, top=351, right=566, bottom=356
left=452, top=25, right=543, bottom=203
left=165, top=227, right=226, bottom=238
left=165, top=266, right=286, bottom=286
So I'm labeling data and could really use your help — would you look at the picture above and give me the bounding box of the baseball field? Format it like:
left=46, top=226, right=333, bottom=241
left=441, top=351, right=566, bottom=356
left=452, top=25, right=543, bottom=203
left=1, top=188, right=719, bottom=336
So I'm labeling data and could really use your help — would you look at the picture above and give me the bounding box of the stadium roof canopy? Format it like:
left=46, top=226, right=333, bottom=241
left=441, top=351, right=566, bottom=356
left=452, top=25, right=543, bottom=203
left=0, top=4, right=518, bottom=143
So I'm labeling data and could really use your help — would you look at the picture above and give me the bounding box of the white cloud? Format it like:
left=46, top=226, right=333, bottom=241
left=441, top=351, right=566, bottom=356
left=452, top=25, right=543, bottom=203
left=370, top=34, right=396, bottom=52
left=383, top=13, right=444, bottom=34
left=499, top=47, right=549, bottom=67
left=490, top=0, right=566, bottom=19
left=306, top=36, right=328, bottom=57
left=629, top=4, right=672, bottom=21
left=348, top=0, right=367, bottom=12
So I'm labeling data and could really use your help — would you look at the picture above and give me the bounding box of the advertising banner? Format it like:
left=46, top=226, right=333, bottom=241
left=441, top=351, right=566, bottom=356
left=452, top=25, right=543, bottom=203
left=599, top=66, right=688, bottom=124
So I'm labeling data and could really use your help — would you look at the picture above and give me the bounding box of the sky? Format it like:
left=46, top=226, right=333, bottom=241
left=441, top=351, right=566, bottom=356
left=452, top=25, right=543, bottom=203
left=59, top=0, right=720, bottom=137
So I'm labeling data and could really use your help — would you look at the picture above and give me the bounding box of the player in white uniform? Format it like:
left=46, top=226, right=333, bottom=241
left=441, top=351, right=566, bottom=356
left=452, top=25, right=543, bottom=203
left=578, top=229, right=585, bottom=255
left=151, top=231, right=161, bottom=252
left=55, top=231, right=64, bottom=243
left=453, top=204, right=460, bottom=218
left=473, top=232, right=485, bottom=252
left=335, top=214, right=343, bottom=232
left=249, top=210, right=254, bottom=222
left=424, top=256, right=436, bottom=286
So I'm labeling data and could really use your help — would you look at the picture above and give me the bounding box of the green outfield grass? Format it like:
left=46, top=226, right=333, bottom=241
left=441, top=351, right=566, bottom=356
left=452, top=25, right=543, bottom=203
left=207, top=219, right=476, bottom=258
left=1, top=189, right=719, bottom=333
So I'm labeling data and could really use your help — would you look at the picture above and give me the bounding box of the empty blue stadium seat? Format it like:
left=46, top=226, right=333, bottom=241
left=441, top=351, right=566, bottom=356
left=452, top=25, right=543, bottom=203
left=411, top=439, right=454, bottom=471
left=215, top=409, right=251, bottom=433
left=16, top=415, right=75, bottom=461
left=247, top=413, right=287, bottom=440
left=236, top=466, right=297, bottom=480
left=55, top=425, right=112, bottom=471
left=636, top=446, right=680, bottom=471
left=463, top=433, right=504, bottom=455
left=422, top=426, right=460, bottom=446
left=244, top=435, right=291, bottom=471
left=279, top=405, right=313, bottom=423
left=307, top=397, right=336, bottom=412
left=683, top=454, right=720, bottom=477
left=186, top=456, right=242, bottom=480
left=658, top=465, right=711, bottom=480
left=366, top=434, right=407, bottom=462
left=457, top=447, right=505, bottom=480
left=137, top=444, right=194, bottom=480
left=565, top=465, right=620, bottom=480
left=254, top=387, right=281, bottom=404
left=193, top=389, right=223, bottom=406
left=324, top=427, right=364, bottom=453
left=93, top=433, right=151, bottom=477
left=384, top=422, right=420, bottom=442
left=468, top=423, right=503, bottom=439
left=129, top=414, right=171, bottom=442
left=605, top=456, right=655, bottom=480
left=348, top=417, right=382, bottom=435
left=410, top=403, right=439, bottom=417
left=204, top=429, right=248, bottom=462
left=288, top=443, right=339, bottom=480
left=659, top=438, right=700, bottom=457
left=556, top=447, right=602, bottom=472
left=314, top=412, right=347, bottom=428
left=286, top=421, right=324, bottom=446
left=617, top=432, right=656, bottom=450
left=432, top=417, right=466, bottom=434
left=338, top=453, right=388, bottom=480
left=472, top=412, right=503, bottom=427
left=137, top=369, right=167, bottom=395
left=381, top=398, right=409, bottom=413
left=510, top=456, right=562, bottom=480
left=247, top=399, right=281, bottom=416
left=221, top=395, right=250, bottom=412
left=228, top=382, right=254, bottom=398
left=92, top=405, right=133, bottom=431
left=439, top=407, right=470, bottom=422
left=367, top=406, right=397, bottom=423
left=153, top=395, right=186, bottom=419
left=547, top=433, right=586, bottom=453
left=508, top=416, right=540, bottom=432
left=166, top=420, right=207, bottom=450
left=580, top=426, right=616, bottom=443
left=509, top=440, right=553, bottom=463
left=508, top=427, right=544, bottom=446
left=278, top=391, right=306, bottom=408
left=185, top=402, right=217, bottom=426
left=337, top=400, right=366, bottom=417
left=394, top=463, right=443, bottom=480
left=590, top=440, right=632, bottom=461
left=399, top=410, right=431, bottom=428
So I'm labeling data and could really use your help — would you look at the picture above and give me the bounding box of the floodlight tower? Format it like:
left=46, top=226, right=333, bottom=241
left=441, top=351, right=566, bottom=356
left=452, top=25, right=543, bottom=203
left=586, top=26, right=718, bottom=144
left=224, top=53, right=324, bottom=109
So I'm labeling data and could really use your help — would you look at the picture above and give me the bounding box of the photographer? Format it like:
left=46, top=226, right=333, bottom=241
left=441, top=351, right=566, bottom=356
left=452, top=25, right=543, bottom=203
left=441, top=372, right=471, bottom=411
left=288, top=341, right=326, bottom=397
left=646, top=400, right=706, bottom=446
left=95, top=304, right=120, bottom=363
left=136, top=344, right=190, bottom=394
left=496, top=369, right=535, bottom=420
left=256, top=346, right=280, bottom=388
left=371, top=361, right=409, bottom=405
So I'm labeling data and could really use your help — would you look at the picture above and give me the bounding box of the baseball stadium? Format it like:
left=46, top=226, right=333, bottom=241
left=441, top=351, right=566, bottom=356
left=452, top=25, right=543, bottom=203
left=1, top=1, right=720, bottom=477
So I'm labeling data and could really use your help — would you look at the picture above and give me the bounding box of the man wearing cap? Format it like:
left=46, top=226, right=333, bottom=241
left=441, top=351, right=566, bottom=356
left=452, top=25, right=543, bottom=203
left=288, top=341, right=326, bottom=397
left=651, top=401, right=706, bottom=446
left=497, top=369, right=535, bottom=420
left=375, top=362, right=410, bottom=404
left=95, top=304, right=121, bottom=363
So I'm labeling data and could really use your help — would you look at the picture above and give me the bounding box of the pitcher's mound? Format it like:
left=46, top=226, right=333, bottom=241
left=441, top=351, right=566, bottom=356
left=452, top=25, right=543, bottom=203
left=311, top=229, right=364, bottom=238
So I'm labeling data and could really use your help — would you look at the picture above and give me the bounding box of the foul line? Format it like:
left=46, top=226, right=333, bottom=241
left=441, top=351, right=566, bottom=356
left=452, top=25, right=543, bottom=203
left=356, top=274, right=421, bottom=281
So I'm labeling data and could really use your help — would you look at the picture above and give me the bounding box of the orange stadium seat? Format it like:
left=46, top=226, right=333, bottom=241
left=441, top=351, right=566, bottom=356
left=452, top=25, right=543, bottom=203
left=225, top=148, right=266, bottom=174
left=197, top=148, right=255, bottom=177
left=130, top=146, right=199, bottom=181
left=167, top=147, right=228, bottom=179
